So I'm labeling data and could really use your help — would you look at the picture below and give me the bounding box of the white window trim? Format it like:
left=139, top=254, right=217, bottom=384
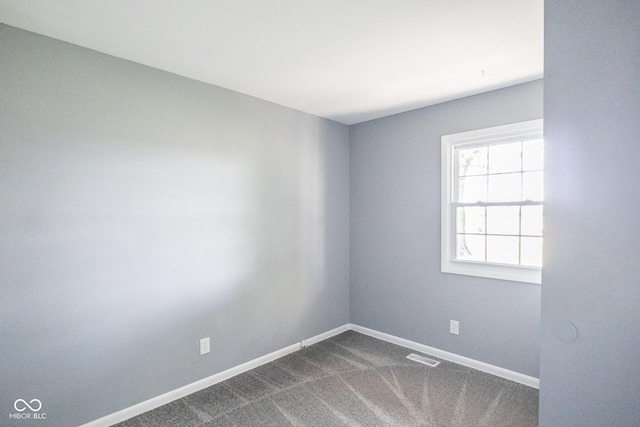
left=441, top=119, right=543, bottom=284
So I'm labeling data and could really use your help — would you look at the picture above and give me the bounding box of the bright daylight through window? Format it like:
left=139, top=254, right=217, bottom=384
left=441, top=120, right=543, bottom=284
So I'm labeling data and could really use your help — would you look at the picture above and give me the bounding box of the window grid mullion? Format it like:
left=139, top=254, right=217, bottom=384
left=484, top=206, right=488, bottom=262
left=519, top=140, right=524, bottom=264
left=484, top=145, right=489, bottom=261
left=453, top=201, right=543, bottom=208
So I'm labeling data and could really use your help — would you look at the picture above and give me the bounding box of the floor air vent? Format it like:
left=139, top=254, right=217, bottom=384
left=407, top=353, right=440, bottom=367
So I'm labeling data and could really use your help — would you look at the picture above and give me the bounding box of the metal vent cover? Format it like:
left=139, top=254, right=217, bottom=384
left=406, top=353, right=440, bottom=367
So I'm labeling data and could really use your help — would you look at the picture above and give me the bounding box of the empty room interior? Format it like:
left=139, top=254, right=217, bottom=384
left=1, top=1, right=639, bottom=426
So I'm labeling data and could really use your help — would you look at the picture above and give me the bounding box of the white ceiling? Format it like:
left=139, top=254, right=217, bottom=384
left=0, top=0, right=543, bottom=125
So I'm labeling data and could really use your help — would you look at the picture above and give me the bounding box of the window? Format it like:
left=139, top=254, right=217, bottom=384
left=441, top=119, right=543, bottom=284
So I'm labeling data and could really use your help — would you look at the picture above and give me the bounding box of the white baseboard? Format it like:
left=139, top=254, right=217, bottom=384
left=82, top=322, right=537, bottom=426
left=348, top=323, right=539, bottom=389
left=301, top=323, right=350, bottom=348
left=80, top=324, right=349, bottom=427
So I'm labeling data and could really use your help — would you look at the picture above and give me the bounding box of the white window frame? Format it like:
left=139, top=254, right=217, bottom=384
left=441, top=119, right=543, bottom=284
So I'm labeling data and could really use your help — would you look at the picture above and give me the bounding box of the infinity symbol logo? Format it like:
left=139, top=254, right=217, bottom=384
left=14, top=399, right=42, bottom=412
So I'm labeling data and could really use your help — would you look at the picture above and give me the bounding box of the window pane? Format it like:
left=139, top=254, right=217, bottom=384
left=443, top=121, right=543, bottom=282
left=486, top=235, right=520, bottom=265
left=488, top=173, right=521, bottom=202
left=458, top=146, right=488, bottom=176
left=457, top=206, right=485, bottom=234
left=523, top=139, right=544, bottom=171
left=457, top=234, right=485, bottom=261
left=521, top=236, right=543, bottom=267
left=458, top=176, right=487, bottom=203
left=523, top=171, right=544, bottom=201
left=489, top=142, right=521, bottom=174
left=521, top=205, right=543, bottom=236
left=486, top=206, right=520, bottom=235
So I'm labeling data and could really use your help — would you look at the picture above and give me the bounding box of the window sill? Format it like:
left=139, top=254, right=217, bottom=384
left=442, top=259, right=541, bottom=284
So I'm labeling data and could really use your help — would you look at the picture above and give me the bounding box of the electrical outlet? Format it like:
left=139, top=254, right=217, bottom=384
left=200, top=337, right=210, bottom=355
left=450, top=320, right=459, bottom=335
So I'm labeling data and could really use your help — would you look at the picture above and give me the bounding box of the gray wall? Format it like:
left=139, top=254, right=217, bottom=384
left=0, top=25, right=349, bottom=427
left=350, top=80, right=543, bottom=377
left=540, top=2, right=640, bottom=426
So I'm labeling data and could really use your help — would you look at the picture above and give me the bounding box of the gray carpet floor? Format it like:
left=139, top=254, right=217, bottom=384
left=114, top=331, right=538, bottom=426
